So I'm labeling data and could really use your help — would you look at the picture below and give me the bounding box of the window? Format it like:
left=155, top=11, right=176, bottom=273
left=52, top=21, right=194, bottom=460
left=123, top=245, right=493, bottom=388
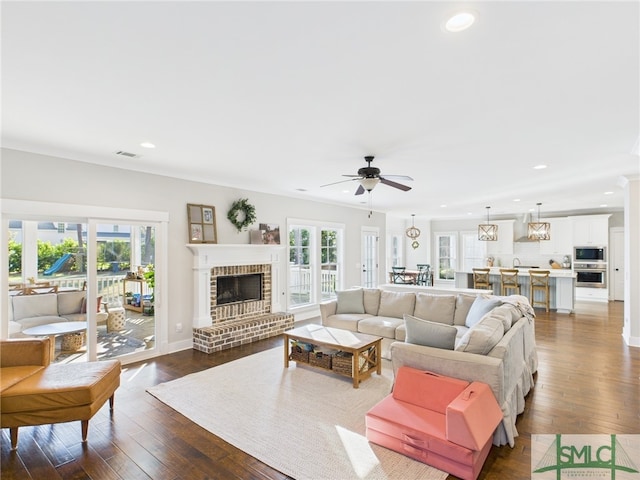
left=435, top=233, right=457, bottom=281
left=57, top=222, right=65, bottom=233
left=288, top=221, right=344, bottom=308
left=461, top=231, right=487, bottom=271
left=391, top=235, right=402, bottom=267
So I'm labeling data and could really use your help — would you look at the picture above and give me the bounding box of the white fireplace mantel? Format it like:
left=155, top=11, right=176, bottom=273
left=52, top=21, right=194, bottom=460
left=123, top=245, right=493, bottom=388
left=186, top=244, right=287, bottom=328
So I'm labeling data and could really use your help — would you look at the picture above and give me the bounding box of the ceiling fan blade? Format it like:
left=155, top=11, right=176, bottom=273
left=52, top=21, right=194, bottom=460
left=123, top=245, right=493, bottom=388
left=354, top=184, right=365, bottom=195
left=320, top=178, right=358, bottom=188
left=380, top=177, right=412, bottom=191
left=382, top=174, right=414, bottom=181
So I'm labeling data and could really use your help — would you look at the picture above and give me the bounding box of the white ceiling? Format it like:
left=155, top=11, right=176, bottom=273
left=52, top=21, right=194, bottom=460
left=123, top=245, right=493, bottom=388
left=2, top=1, right=639, bottom=221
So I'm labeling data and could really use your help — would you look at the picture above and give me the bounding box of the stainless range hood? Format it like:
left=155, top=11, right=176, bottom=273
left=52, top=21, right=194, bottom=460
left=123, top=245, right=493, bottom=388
left=514, top=213, right=539, bottom=242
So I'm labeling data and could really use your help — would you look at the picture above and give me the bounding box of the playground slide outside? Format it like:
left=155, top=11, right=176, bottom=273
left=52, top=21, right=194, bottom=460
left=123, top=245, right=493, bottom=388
left=43, top=253, right=74, bottom=275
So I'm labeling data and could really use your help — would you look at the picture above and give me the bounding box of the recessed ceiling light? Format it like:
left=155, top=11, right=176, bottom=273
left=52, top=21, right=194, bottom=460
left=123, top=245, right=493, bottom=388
left=604, top=191, right=613, bottom=195
left=513, top=198, right=521, bottom=202
left=445, top=11, right=476, bottom=32
left=440, top=204, right=447, bottom=208
left=600, top=204, right=608, bottom=208
left=533, top=164, right=547, bottom=170
left=140, top=142, right=156, bottom=149
left=342, top=190, right=350, bottom=194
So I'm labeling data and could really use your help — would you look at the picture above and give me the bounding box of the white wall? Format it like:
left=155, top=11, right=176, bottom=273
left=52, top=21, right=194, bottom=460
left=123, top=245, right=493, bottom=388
left=1, top=148, right=387, bottom=349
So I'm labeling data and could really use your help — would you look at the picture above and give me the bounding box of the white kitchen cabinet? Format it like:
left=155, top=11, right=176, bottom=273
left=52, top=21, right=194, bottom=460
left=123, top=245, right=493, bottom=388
left=575, top=286, right=608, bottom=302
left=539, top=217, right=573, bottom=255
left=486, top=220, right=514, bottom=255
left=570, top=215, right=610, bottom=246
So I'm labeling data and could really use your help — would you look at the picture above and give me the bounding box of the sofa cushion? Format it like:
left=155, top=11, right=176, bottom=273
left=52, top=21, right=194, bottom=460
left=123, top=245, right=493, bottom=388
left=363, top=289, right=381, bottom=316
left=489, top=304, right=517, bottom=332
left=377, top=291, right=416, bottom=319
left=57, top=291, right=85, bottom=316
left=17, top=316, right=67, bottom=330
left=11, top=294, right=59, bottom=321
left=404, top=314, right=457, bottom=350
left=413, top=294, right=456, bottom=325
left=323, top=313, right=369, bottom=332
left=1, top=366, right=44, bottom=393
left=358, top=316, right=404, bottom=338
left=456, top=315, right=504, bottom=355
left=1, top=360, right=121, bottom=414
left=465, top=296, right=503, bottom=328
left=453, top=294, right=476, bottom=326
left=335, top=289, right=365, bottom=314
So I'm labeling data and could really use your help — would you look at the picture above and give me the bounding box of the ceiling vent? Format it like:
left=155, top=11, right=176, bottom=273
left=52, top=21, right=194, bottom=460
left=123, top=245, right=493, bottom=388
left=115, top=150, right=139, bottom=158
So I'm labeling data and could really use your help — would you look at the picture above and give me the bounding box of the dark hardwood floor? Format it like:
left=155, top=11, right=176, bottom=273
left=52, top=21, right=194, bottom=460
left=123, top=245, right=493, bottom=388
left=2, top=301, right=638, bottom=480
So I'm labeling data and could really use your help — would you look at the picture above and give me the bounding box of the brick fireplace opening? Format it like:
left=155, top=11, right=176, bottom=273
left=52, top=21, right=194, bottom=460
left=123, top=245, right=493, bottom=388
left=210, top=263, right=272, bottom=323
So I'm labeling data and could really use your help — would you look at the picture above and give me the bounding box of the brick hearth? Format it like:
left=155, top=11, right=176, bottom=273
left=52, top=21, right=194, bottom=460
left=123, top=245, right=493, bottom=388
left=193, top=312, right=294, bottom=354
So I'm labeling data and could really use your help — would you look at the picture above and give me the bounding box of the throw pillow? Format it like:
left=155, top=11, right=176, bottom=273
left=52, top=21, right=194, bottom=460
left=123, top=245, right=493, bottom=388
left=377, top=291, right=416, bottom=319
left=80, top=296, right=103, bottom=314
left=404, top=314, right=457, bottom=350
left=453, top=294, right=476, bottom=326
left=363, top=288, right=381, bottom=315
left=465, top=296, right=503, bottom=328
left=456, top=315, right=504, bottom=355
left=413, top=293, right=456, bottom=325
left=335, top=289, right=365, bottom=314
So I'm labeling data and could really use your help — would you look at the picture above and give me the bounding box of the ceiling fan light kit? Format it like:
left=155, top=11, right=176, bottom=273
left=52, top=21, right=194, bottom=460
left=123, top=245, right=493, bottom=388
left=478, top=206, right=498, bottom=241
left=359, top=177, right=380, bottom=191
left=528, top=202, right=551, bottom=241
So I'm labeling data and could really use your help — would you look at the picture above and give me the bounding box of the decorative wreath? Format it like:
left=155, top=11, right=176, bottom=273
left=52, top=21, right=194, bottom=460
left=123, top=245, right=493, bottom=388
left=227, top=198, right=257, bottom=232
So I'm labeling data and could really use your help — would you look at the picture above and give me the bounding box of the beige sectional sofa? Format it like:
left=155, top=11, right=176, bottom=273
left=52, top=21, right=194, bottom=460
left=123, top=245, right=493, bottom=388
left=319, top=287, right=538, bottom=447
left=8, top=291, right=108, bottom=337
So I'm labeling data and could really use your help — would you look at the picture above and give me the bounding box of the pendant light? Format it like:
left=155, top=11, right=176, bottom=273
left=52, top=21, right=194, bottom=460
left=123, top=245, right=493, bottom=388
left=478, top=206, right=498, bottom=241
left=528, top=202, right=551, bottom=240
left=405, top=214, right=421, bottom=249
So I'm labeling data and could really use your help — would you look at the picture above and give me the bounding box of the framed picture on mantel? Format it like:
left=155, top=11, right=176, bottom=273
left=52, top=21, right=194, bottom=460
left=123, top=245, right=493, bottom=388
left=187, top=203, right=217, bottom=243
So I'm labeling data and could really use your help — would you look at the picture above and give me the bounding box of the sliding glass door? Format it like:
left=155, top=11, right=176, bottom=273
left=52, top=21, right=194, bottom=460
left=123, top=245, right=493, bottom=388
left=7, top=217, right=158, bottom=363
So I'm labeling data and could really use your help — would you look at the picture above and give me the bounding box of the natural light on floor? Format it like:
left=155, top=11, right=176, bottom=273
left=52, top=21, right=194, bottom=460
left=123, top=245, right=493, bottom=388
left=335, top=425, right=380, bottom=478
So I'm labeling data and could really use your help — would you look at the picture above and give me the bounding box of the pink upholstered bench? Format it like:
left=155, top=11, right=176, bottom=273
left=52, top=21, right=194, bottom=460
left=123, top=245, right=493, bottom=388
left=366, top=367, right=503, bottom=480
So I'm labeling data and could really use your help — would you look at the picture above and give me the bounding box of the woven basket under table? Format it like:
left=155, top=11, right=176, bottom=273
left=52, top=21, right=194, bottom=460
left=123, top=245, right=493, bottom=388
left=289, top=345, right=309, bottom=364
left=309, top=351, right=332, bottom=369
left=332, top=350, right=369, bottom=376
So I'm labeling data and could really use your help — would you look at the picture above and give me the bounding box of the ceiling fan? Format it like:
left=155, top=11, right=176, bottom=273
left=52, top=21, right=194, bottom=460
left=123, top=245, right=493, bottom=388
left=321, top=155, right=413, bottom=195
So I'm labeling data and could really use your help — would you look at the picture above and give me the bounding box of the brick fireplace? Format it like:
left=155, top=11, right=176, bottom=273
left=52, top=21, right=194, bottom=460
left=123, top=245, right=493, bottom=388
left=187, top=244, right=294, bottom=353
left=210, top=263, right=271, bottom=323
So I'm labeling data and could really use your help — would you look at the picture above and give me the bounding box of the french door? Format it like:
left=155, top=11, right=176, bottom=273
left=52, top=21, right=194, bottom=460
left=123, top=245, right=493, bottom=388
left=361, top=227, right=379, bottom=288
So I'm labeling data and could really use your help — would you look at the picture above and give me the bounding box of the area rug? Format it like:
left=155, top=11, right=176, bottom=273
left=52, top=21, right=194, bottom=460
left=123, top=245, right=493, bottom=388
left=147, top=348, right=448, bottom=480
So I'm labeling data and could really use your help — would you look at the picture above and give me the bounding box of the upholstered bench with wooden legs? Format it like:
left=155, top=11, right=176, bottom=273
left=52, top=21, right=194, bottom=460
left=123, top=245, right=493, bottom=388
left=0, top=338, right=121, bottom=450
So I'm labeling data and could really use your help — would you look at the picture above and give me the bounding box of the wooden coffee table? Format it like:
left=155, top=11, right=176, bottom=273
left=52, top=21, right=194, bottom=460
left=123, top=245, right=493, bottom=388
left=22, top=321, right=88, bottom=360
left=284, top=325, right=382, bottom=388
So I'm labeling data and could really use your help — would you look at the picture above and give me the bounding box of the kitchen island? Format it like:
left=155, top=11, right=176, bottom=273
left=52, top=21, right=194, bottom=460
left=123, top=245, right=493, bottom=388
left=455, top=268, right=576, bottom=313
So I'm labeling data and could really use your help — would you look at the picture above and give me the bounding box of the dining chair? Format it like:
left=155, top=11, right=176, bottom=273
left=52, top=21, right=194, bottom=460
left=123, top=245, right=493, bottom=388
left=391, top=267, right=414, bottom=285
left=416, top=264, right=433, bottom=286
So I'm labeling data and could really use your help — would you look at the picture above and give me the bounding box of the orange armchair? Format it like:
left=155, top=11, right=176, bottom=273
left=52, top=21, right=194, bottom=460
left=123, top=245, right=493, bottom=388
left=1, top=338, right=121, bottom=449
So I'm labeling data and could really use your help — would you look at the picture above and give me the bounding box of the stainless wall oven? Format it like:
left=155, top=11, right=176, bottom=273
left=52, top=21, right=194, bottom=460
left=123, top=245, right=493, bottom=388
left=574, top=262, right=607, bottom=288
